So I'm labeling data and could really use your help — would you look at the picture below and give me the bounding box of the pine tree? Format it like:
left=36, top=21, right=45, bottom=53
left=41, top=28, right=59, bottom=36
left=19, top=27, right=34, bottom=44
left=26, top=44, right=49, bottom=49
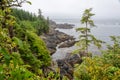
left=76, top=8, right=103, bottom=53
left=38, top=9, right=42, bottom=19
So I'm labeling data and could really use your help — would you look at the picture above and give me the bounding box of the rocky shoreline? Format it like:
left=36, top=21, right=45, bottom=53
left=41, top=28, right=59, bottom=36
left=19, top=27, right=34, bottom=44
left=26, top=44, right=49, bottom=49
left=41, top=20, right=88, bottom=79
left=41, top=20, right=76, bottom=55
left=56, top=23, right=74, bottom=29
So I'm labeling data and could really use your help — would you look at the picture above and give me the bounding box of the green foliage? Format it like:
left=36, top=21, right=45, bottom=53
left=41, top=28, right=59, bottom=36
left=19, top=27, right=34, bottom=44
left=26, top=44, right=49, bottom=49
left=11, top=8, right=49, bottom=35
left=102, top=36, right=120, bottom=67
left=12, top=8, right=37, bottom=21
left=12, top=19, right=51, bottom=74
left=13, top=22, right=51, bottom=73
left=74, top=36, right=120, bottom=80
left=0, top=0, right=51, bottom=79
left=74, top=8, right=120, bottom=80
left=19, top=21, right=36, bottom=32
left=33, top=19, right=49, bottom=35
left=74, top=57, right=120, bottom=80
left=1, top=1, right=120, bottom=80
left=0, top=0, right=31, bottom=7
left=76, top=8, right=103, bottom=53
left=81, top=8, right=95, bottom=26
left=26, top=31, right=51, bottom=66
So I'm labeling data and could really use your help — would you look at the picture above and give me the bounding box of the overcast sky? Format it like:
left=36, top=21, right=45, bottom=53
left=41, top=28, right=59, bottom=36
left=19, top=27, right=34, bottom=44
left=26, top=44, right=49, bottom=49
left=21, top=0, right=120, bottom=19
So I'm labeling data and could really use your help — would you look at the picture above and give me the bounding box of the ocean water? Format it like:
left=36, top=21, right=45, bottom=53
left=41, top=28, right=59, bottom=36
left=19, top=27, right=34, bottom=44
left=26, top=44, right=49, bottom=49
left=53, top=18, right=120, bottom=43
left=52, top=18, right=120, bottom=60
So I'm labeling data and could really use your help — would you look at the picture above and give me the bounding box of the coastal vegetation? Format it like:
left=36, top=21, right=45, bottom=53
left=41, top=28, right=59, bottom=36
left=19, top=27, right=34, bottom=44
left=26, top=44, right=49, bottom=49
left=0, top=0, right=51, bottom=79
left=74, top=36, right=120, bottom=80
left=0, top=0, right=120, bottom=80
left=76, top=8, right=103, bottom=53
left=12, top=8, right=49, bottom=35
left=74, top=8, right=120, bottom=80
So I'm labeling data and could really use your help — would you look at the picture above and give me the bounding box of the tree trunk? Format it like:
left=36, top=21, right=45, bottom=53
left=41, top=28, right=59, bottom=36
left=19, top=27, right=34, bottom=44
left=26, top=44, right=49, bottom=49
left=8, top=26, right=14, bottom=38
left=85, top=22, right=88, bottom=53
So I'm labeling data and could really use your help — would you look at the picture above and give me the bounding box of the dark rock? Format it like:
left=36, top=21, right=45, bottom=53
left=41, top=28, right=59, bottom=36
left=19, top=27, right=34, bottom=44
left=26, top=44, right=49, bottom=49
left=56, top=51, right=88, bottom=80
left=49, top=20, right=56, bottom=25
left=57, top=59, right=73, bottom=80
left=41, top=21, right=75, bottom=55
left=41, top=51, right=88, bottom=80
left=56, top=23, right=74, bottom=29
left=58, top=40, right=77, bottom=48
left=49, top=20, right=57, bottom=29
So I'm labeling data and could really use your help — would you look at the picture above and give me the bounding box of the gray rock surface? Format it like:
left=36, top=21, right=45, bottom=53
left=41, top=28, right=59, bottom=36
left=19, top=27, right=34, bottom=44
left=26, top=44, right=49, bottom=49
left=58, top=40, right=77, bottom=48
left=56, top=51, right=88, bottom=80
left=41, top=20, right=75, bottom=54
left=56, top=23, right=74, bottom=29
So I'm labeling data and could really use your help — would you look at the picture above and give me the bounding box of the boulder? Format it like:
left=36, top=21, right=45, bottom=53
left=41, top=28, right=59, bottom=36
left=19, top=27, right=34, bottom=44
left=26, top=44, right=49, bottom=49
left=58, top=40, right=76, bottom=48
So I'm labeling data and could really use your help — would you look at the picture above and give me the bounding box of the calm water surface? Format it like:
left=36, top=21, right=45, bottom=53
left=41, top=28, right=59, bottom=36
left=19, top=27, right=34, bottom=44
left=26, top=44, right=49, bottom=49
left=52, top=19, right=120, bottom=60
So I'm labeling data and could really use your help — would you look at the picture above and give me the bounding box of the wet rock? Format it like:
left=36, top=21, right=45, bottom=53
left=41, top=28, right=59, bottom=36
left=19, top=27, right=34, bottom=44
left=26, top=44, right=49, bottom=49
left=41, top=20, right=75, bottom=55
left=42, top=31, right=74, bottom=54
left=58, top=40, right=77, bottom=48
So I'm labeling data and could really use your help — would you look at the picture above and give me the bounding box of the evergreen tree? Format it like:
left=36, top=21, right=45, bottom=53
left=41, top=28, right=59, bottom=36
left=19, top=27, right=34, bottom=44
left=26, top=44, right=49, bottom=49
left=76, top=8, right=103, bottom=53
left=38, top=9, right=42, bottom=19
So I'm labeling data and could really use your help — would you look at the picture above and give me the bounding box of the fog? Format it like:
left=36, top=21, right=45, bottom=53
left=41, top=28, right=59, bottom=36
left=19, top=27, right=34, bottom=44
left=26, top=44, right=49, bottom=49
left=21, top=0, right=120, bottom=19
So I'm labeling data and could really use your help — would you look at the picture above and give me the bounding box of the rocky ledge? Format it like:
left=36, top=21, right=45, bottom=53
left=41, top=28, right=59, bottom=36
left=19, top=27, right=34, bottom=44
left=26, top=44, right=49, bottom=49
left=41, top=20, right=75, bottom=54
left=56, top=23, right=74, bottom=29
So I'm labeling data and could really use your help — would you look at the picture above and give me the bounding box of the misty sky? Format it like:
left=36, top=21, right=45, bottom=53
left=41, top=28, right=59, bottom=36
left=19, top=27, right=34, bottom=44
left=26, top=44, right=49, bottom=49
left=21, top=0, right=120, bottom=19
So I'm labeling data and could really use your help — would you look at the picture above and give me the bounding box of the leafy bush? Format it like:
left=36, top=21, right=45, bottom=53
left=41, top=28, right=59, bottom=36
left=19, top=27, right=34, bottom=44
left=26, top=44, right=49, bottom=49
left=74, top=36, right=120, bottom=80
left=0, top=0, right=51, bottom=79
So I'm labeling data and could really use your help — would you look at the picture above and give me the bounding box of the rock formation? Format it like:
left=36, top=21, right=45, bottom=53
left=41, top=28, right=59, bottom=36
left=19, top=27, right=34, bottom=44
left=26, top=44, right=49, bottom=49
left=56, top=51, right=88, bottom=80
left=41, top=20, right=75, bottom=54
